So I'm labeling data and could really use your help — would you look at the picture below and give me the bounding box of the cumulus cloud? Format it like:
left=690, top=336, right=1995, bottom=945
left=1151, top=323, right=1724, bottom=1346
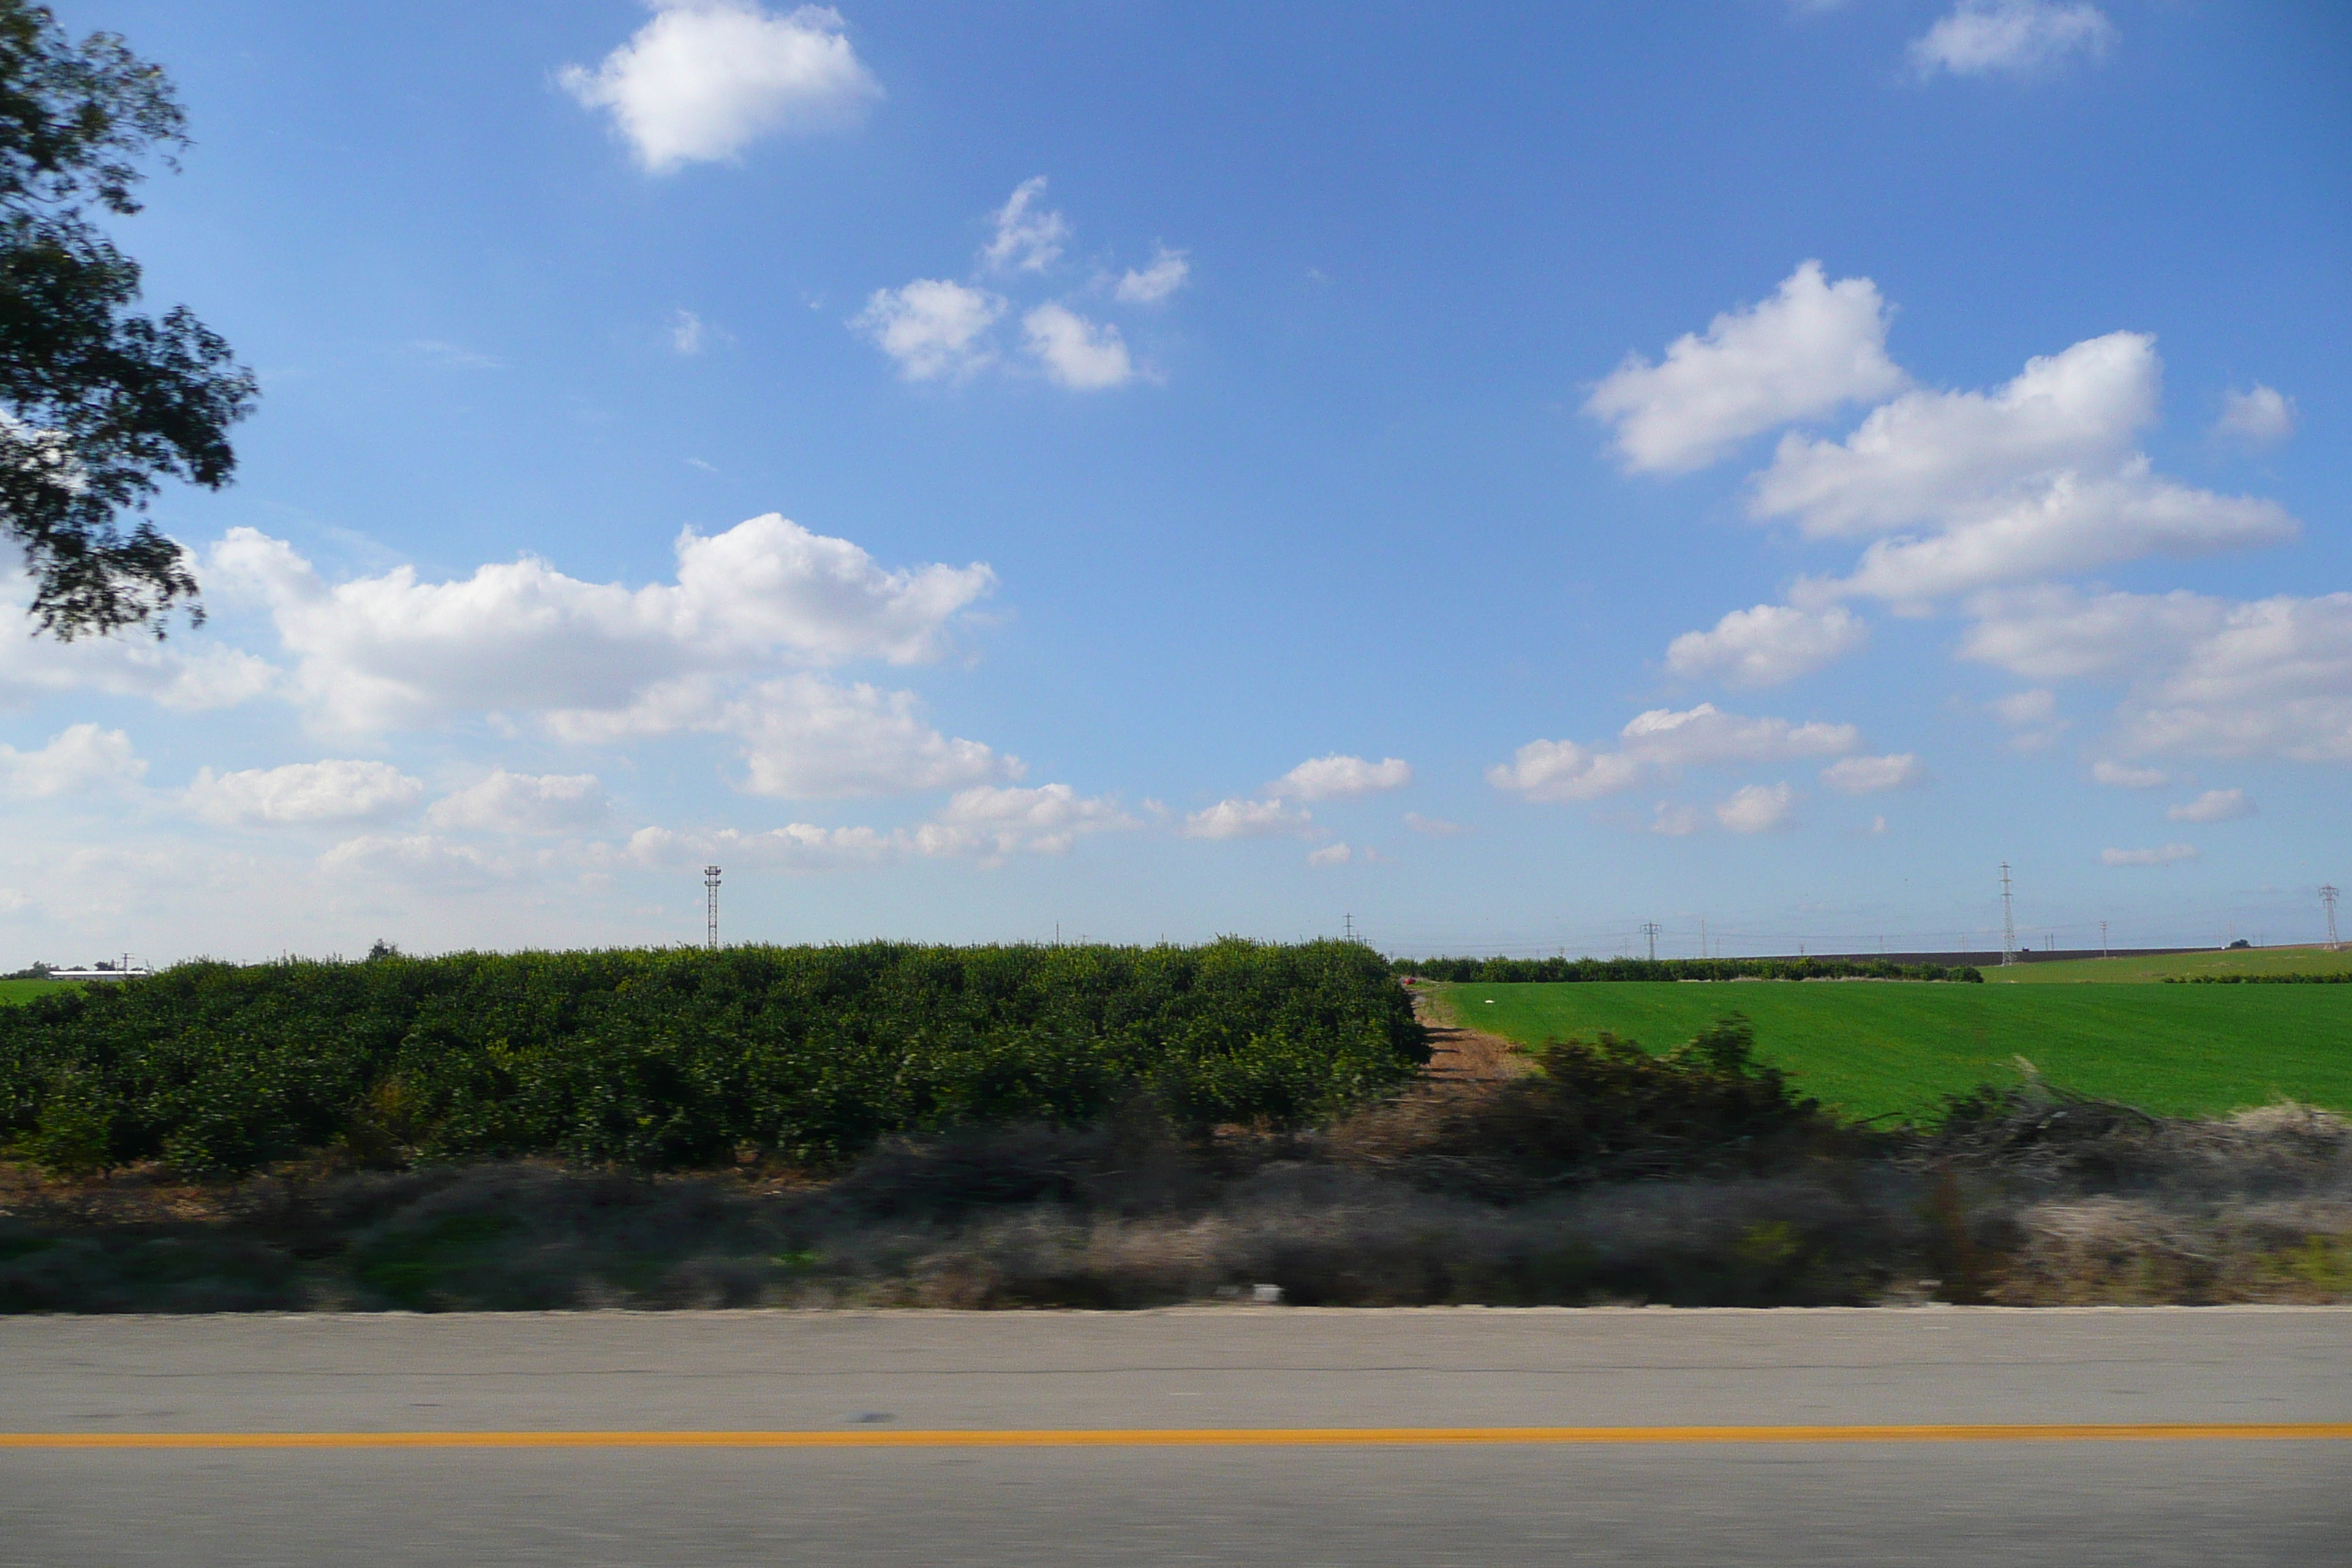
left=626, top=782, right=1134, bottom=870
left=1402, top=812, right=1466, bottom=836
left=1182, top=797, right=1316, bottom=840
left=0, top=724, right=145, bottom=797
left=1115, top=246, right=1190, bottom=304
left=1270, top=754, right=1411, bottom=801
left=189, top=760, right=425, bottom=826
left=1665, top=603, right=1867, bottom=687
left=1910, top=1, right=2115, bottom=80
left=726, top=674, right=1015, bottom=798
left=671, top=309, right=710, bottom=355
left=1964, top=587, right=2352, bottom=762
left=1754, top=332, right=2156, bottom=537
left=1022, top=304, right=1134, bottom=390
left=2101, top=843, right=2197, bottom=867
left=206, top=514, right=994, bottom=735
left=1716, top=782, right=1797, bottom=833
left=560, top=1, right=881, bottom=172
left=1801, top=461, right=2293, bottom=605
left=1820, top=753, right=1921, bottom=794
left=982, top=178, right=1071, bottom=274
left=1488, top=703, right=1858, bottom=803
left=1649, top=802, right=1705, bottom=837
left=427, top=772, right=610, bottom=834
left=0, top=571, right=276, bottom=712
left=1583, top=262, right=1905, bottom=474
left=1752, top=333, right=2293, bottom=606
left=2091, top=759, right=2168, bottom=789
left=2168, top=788, right=2251, bottom=824
left=855, top=279, right=1006, bottom=381
left=2215, top=385, right=2297, bottom=448
left=1306, top=842, right=1354, bottom=867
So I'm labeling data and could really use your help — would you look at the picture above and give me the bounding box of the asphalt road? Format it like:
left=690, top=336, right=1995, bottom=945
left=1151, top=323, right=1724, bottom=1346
left=3, top=1306, right=2347, bottom=1567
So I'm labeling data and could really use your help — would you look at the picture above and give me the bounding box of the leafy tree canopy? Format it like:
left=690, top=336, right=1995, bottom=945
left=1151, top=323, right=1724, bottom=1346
left=0, top=1, right=255, bottom=638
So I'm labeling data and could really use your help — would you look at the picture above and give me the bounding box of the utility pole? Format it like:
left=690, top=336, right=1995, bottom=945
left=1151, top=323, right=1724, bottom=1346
left=1698, top=916, right=1707, bottom=961
left=703, top=865, right=722, bottom=949
left=1999, top=862, right=2018, bottom=967
left=1639, top=921, right=1661, bottom=962
left=2100, top=920, right=2109, bottom=960
left=2324, top=886, right=2341, bottom=951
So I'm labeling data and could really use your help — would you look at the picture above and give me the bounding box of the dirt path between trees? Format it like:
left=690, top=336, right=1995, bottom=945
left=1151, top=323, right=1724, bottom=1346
left=1411, top=989, right=1529, bottom=1081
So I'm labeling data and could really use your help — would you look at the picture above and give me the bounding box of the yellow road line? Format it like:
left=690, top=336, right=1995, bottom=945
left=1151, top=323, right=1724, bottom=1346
left=3, top=1424, right=2348, bottom=1450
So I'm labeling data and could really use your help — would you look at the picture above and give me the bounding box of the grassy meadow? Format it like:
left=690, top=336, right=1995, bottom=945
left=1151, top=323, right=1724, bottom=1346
left=1986, top=944, right=2352, bottom=983
left=0, top=980, right=70, bottom=1006
left=1431, top=976, right=2352, bottom=1120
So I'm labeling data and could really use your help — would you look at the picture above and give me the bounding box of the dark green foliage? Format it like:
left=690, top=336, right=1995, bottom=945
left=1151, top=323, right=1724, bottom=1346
left=0, top=940, right=1425, bottom=1176
left=1396, top=955, right=1981, bottom=983
left=0, top=1, right=256, bottom=637
left=2164, top=972, right=2352, bottom=984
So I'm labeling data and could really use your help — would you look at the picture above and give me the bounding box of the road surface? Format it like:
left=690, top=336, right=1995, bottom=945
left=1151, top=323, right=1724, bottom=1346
left=2, top=1306, right=2346, bottom=1566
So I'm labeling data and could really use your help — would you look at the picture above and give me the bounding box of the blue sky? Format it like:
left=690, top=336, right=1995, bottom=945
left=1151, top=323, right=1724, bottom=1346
left=5, top=0, right=2347, bottom=963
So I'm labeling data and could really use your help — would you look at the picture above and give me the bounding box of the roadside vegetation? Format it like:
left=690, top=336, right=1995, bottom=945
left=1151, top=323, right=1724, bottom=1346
left=1, top=942, right=2343, bottom=1313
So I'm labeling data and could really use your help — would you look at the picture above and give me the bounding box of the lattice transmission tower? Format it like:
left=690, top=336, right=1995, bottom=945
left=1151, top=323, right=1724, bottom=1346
left=1999, top=863, right=2018, bottom=967
left=2325, top=885, right=2341, bottom=952
left=704, top=865, right=722, bottom=949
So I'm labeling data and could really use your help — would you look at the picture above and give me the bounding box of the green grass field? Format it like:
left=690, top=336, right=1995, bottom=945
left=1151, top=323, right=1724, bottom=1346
left=1433, top=979, right=2352, bottom=1121
left=1987, top=944, right=2352, bottom=983
left=0, top=979, right=70, bottom=1006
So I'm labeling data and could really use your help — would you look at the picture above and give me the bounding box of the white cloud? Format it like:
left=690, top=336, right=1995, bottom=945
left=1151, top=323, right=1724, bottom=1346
left=1716, top=782, right=1797, bottom=833
left=1115, top=246, right=1191, bottom=304
left=1402, top=812, right=1466, bottom=837
left=626, top=782, right=1133, bottom=870
left=2091, top=759, right=2168, bottom=789
left=1910, top=1, right=2116, bottom=80
left=1988, top=688, right=2057, bottom=726
left=560, top=1, right=881, bottom=172
left=1182, top=797, right=1315, bottom=840
left=427, top=772, right=610, bottom=834
left=0, top=724, right=145, bottom=797
left=982, top=178, right=1070, bottom=274
left=2101, top=843, right=2197, bottom=867
left=1665, top=603, right=1866, bottom=687
left=2215, top=385, right=2296, bottom=448
left=855, top=279, right=1006, bottom=381
left=0, top=573, right=276, bottom=712
left=189, top=760, right=425, bottom=826
left=1583, top=262, right=1905, bottom=474
left=1801, top=460, right=2293, bottom=605
left=1754, top=332, right=2154, bottom=537
left=671, top=309, right=709, bottom=355
left=727, top=674, right=1015, bottom=798
left=1485, top=739, right=1645, bottom=803
left=1965, top=587, right=2352, bottom=762
left=1820, top=753, right=1922, bottom=794
left=1649, top=802, right=1705, bottom=837
left=1306, top=842, right=1354, bottom=867
left=1489, top=703, right=1858, bottom=803
left=207, top=514, right=994, bottom=735
left=1022, top=304, right=1134, bottom=390
left=2169, top=788, right=2251, bottom=824
left=1961, top=586, right=2223, bottom=682
left=917, top=783, right=1134, bottom=859
left=1270, top=754, right=1411, bottom=801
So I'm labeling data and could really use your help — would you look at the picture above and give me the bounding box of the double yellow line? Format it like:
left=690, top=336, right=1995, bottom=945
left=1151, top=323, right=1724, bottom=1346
left=4, top=1423, right=2348, bottom=1450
